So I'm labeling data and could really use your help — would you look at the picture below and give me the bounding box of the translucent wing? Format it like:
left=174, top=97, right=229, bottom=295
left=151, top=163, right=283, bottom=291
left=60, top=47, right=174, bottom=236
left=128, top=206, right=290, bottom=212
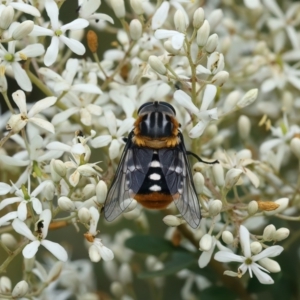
left=158, top=139, right=201, bottom=228
left=104, top=136, right=153, bottom=222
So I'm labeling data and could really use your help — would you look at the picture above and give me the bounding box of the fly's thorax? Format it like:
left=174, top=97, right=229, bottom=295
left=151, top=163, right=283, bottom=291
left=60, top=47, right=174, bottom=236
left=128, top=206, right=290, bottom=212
left=133, top=113, right=180, bottom=148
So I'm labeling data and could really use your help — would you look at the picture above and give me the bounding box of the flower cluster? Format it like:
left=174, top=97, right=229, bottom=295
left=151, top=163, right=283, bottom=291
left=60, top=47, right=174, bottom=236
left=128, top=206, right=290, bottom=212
left=0, top=0, right=299, bottom=299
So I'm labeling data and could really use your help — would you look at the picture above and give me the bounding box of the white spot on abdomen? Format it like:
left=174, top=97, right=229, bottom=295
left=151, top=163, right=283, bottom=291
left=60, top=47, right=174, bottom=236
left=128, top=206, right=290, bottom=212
left=149, top=173, right=161, bottom=180
left=149, top=185, right=161, bottom=191
left=150, top=160, right=160, bottom=167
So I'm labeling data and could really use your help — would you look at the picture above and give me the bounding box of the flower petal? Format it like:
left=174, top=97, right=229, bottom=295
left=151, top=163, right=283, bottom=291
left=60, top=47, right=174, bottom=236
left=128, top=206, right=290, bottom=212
left=0, top=211, right=18, bottom=226
left=12, top=218, right=36, bottom=240
left=90, top=135, right=112, bottom=148
left=214, top=251, right=244, bottom=263
left=28, top=118, right=55, bottom=134
left=41, top=240, right=68, bottom=261
left=61, top=18, right=89, bottom=31
left=239, top=225, right=251, bottom=258
left=23, top=240, right=41, bottom=258
left=59, top=36, right=86, bottom=55
left=252, top=245, right=284, bottom=261
left=251, top=263, right=274, bottom=284
left=28, top=97, right=57, bottom=117
left=12, top=90, right=27, bottom=114
left=0, top=197, right=21, bottom=210
left=152, top=1, right=169, bottom=30
left=10, top=2, right=41, bottom=17
left=31, top=198, right=42, bottom=215
left=17, top=201, right=27, bottom=221
left=44, top=36, right=59, bottom=66
left=45, top=0, right=59, bottom=29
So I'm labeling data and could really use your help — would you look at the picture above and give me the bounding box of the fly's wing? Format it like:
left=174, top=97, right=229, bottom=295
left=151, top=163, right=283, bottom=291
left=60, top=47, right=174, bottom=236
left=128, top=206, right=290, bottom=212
left=158, top=145, right=201, bottom=229
left=104, top=138, right=153, bottom=222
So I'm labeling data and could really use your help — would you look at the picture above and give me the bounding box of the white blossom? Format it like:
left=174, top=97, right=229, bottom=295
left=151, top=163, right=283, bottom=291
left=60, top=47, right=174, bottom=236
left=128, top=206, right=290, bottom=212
left=12, top=209, right=68, bottom=261
left=214, top=225, right=284, bottom=284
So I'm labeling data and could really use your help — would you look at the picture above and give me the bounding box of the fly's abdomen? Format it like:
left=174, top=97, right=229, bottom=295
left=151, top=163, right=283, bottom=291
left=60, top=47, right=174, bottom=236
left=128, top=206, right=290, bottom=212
left=133, top=151, right=173, bottom=209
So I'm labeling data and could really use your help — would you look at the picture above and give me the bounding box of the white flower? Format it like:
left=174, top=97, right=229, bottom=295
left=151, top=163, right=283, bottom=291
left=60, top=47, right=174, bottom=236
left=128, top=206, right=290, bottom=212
left=85, top=207, right=114, bottom=262
left=174, top=85, right=218, bottom=138
left=91, top=111, right=135, bottom=160
left=214, top=225, right=284, bottom=284
left=6, top=90, right=57, bottom=134
left=0, top=34, right=44, bottom=91
left=29, top=0, right=89, bottom=66
left=260, top=114, right=300, bottom=171
left=263, top=0, right=300, bottom=49
left=12, top=209, right=68, bottom=261
left=0, top=179, right=49, bottom=221
left=217, top=149, right=260, bottom=188
left=39, top=59, right=102, bottom=126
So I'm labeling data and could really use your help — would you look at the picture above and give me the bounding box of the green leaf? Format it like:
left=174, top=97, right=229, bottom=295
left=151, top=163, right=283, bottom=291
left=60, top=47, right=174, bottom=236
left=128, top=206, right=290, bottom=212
left=138, top=252, right=197, bottom=278
left=125, top=235, right=186, bottom=255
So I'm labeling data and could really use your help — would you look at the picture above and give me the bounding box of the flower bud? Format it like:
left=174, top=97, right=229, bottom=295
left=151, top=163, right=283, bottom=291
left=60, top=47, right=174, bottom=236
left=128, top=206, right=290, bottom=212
left=204, top=33, right=218, bottom=53
left=199, top=233, right=212, bottom=251
left=193, top=8, right=205, bottom=29
left=250, top=241, right=262, bottom=254
left=264, top=197, right=289, bottom=216
left=12, top=20, right=34, bottom=40
left=248, top=200, right=258, bottom=215
left=77, top=165, right=99, bottom=176
left=43, top=180, right=55, bottom=201
left=238, top=115, right=251, bottom=140
left=119, top=263, right=132, bottom=285
left=196, top=20, right=210, bottom=47
left=83, top=183, right=96, bottom=199
left=163, top=215, right=183, bottom=227
left=148, top=55, right=167, bottom=75
left=209, top=199, right=222, bottom=216
left=211, top=71, right=229, bottom=87
left=58, top=196, right=75, bottom=211
left=1, top=233, right=17, bottom=250
left=50, top=159, right=62, bottom=182
left=96, top=180, right=107, bottom=204
left=52, top=159, right=66, bottom=177
left=130, top=19, right=142, bottom=40
left=78, top=207, right=92, bottom=223
left=12, top=280, right=28, bottom=298
left=207, top=52, right=224, bottom=74
left=207, top=9, right=223, bottom=31
left=273, top=228, right=290, bottom=241
left=212, top=163, right=224, bottom=187
left=0, top=6, right=14, bottom=30
left=110, top=0, right=125, bottom=18
left=124, top=198, right=138, bottom=212
left=123, top=207, right=141, bottom=219
left=174, top=9, right=186, bottom=33
left=0, top=276, right=11, bottom=293
left=110, top=281, right=124, bottom=298
left=225, top=168, right=243, bottom=189
left=164, top=40, right=180, bottom=55
left=87, top=30, right=98, bottom=53
left=193, top=172, right=204, bottom=194
left=290, top=137, right=300, bottom=159
left=223, top=90, right=241, bottom=113
left=237, top=89, right=258, bottom=108
left=263, top=224, right=276, bottom=241
left=130, top=0, right=144, bottom=15
left=259, top=258, right=281, bottom=273
left=222, top=231, right=233, bottom=244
